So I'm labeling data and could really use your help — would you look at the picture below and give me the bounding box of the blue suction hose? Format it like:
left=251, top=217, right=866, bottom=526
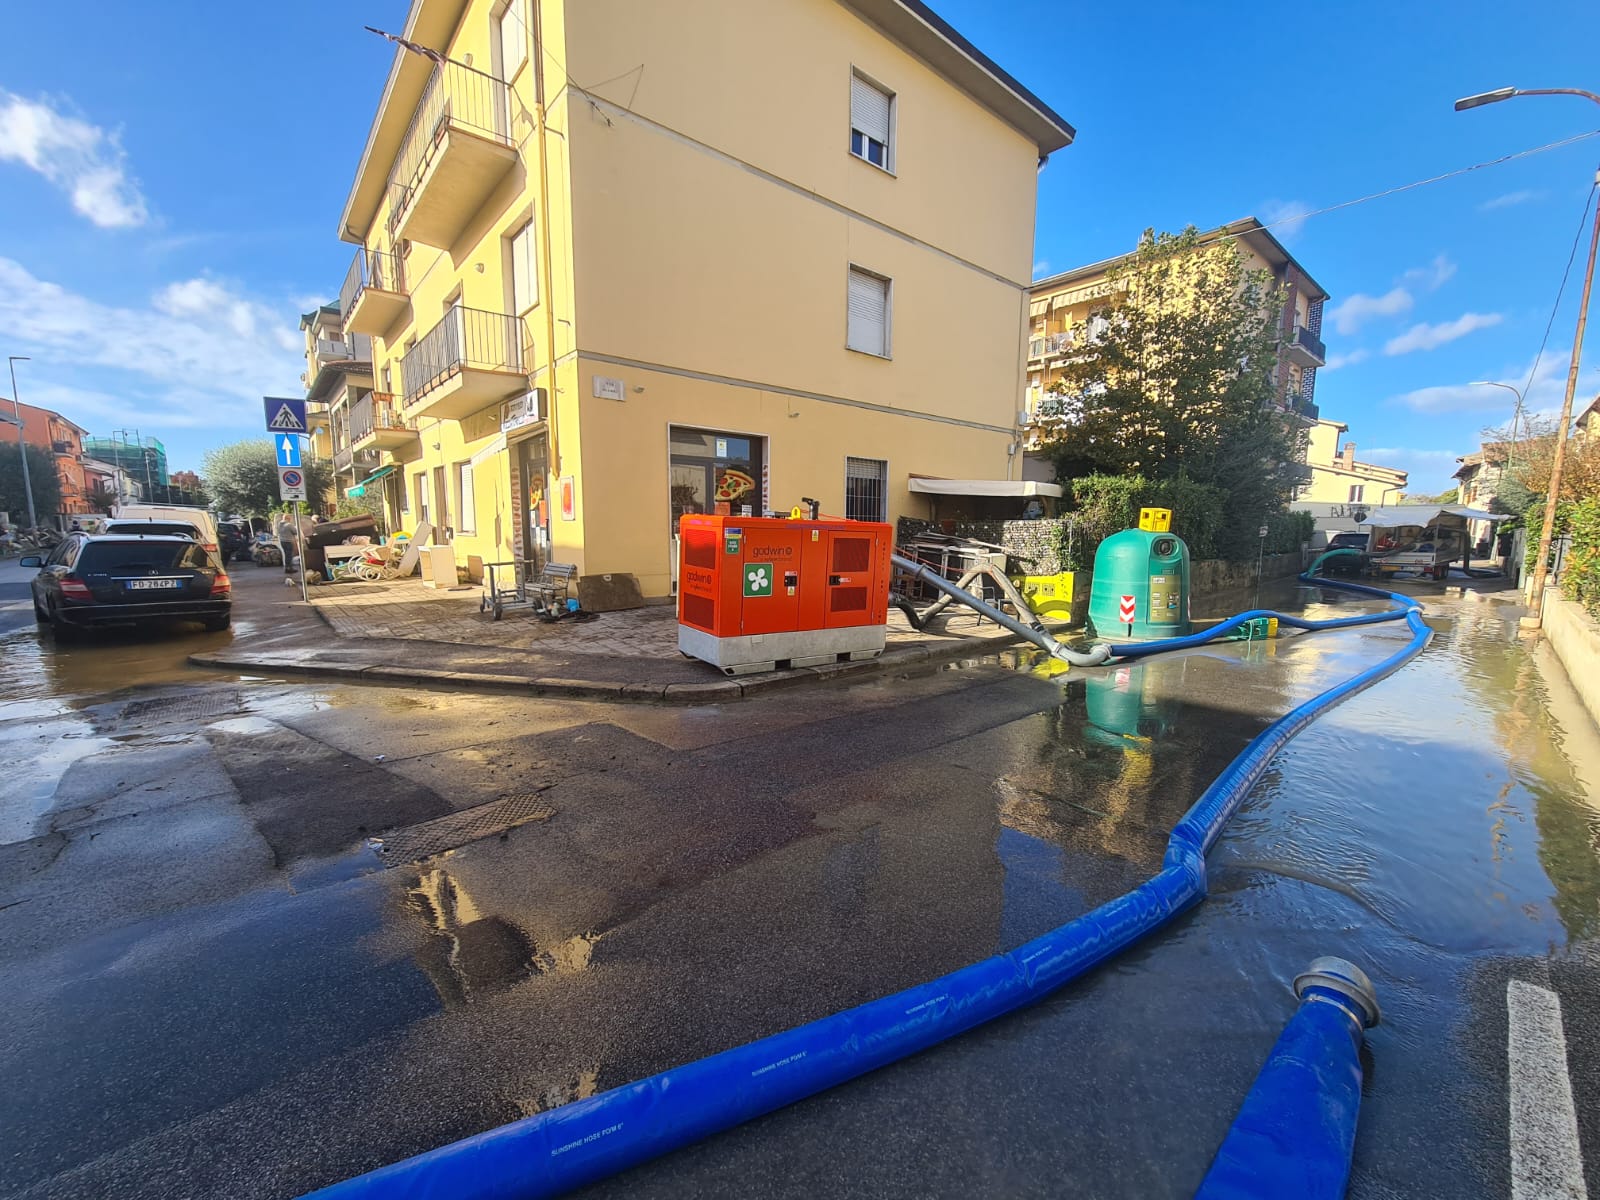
left=1194, top=958, right=1382, bottom=1200
left=301, top=562, right=1429, bottom=1200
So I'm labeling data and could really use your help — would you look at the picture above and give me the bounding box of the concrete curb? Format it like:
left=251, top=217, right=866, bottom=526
left=186, top=629, right=1031, bottom=703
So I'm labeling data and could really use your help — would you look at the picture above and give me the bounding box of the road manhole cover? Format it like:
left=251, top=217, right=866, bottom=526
left=375, top=790, right=557, bottom=865
left=116, top=689, right=244, bottom=727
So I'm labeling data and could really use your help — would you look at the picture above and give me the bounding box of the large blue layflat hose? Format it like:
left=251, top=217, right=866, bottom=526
left=302, top=570, right=1429, bottom=1200
left=1194, top=958, right=1382, bottom=1200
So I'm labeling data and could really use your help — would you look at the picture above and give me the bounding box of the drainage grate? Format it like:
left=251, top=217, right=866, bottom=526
left=118, top=689, right=244, bottom=726
left=375, top=790, right=557, bottom=865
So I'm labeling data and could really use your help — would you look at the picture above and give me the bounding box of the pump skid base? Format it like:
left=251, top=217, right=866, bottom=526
left=678, top=624, right=886, bottom=676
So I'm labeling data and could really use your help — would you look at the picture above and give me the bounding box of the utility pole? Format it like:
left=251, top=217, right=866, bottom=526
left=8, top=356, right=37, bottom=528
left=1455, top=86, right=1600, bottom=627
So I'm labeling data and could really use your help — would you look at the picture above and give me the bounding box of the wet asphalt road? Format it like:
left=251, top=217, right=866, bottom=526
left=1, top=563, right=1598, bottom=1199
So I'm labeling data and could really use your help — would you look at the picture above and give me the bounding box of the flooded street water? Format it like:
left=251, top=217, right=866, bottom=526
left=1, top=569, right=1598, bottom=1199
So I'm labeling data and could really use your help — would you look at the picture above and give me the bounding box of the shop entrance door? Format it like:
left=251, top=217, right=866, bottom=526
left=516, top=433, right=550, bottom=578
left=667, top=426, right=765, bottom=590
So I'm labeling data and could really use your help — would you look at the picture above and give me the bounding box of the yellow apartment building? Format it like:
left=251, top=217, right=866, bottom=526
left=333, top=0, right=1073, bottom=597
left=1023, top=218, right=1328, bottom=445
left=1300, top=417, right=1406, bottom=505
left=298, top=303, right=377, bottom=512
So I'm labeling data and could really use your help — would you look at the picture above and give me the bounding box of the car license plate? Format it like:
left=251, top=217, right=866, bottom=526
left=127, top=579, right=181, bottom=590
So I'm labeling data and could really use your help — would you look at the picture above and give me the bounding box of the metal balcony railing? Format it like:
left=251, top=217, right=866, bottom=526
left=386, top=62, right=513, bottom=238
left=340, top=246, right=406, bottom=317
left=1289, top=324, right=1326, bottom=364
left=1027, top=331, right=1076, bottom=360
left=351, top=392, right=410, bottom=441
left=334, top=445, right=353, bottom=472
left=401, top=306, right=523, bottom=407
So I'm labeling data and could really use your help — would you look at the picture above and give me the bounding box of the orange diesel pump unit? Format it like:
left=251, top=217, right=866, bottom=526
left=677, top=514, right=894, bottom=674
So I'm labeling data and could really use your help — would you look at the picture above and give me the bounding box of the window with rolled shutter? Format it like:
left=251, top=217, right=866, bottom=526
left=847, top=267, right=890, bottom=357
left=849, top=71, right=893, bottom=169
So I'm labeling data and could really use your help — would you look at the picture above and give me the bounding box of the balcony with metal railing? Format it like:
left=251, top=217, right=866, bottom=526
left=384, top=61, right=517, bottom=249
left=401, top=305, right=526, bottom=422
left=340, top=246, right=409, bottom=335
left=351, top=391, right=419, bottom=453
left=1285, top=324, right=1326, bottom=368
left=1027, top=330, right=1078, bottom=361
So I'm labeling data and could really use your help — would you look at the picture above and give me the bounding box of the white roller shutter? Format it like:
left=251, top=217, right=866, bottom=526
left=847, top=268, right=889, bottom=356
left=510, top=221, right=536, bottom=315
left=850, top=74, right=891, bottom=144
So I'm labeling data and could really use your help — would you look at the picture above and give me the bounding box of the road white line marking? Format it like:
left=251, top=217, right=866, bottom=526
left=1508, top=978, right=1588, bottom=1199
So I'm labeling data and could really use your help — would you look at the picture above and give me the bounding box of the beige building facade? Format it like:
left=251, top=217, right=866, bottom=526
left=333, top=0, right=1073, bottom=597
left=1300, top=418, right=1406, bottom=505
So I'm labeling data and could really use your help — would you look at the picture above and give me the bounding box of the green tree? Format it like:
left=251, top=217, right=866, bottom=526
left=0, top=443, right=63, bottom=524
left=202, top=440, right=333, bottom=519
left=1036, top=227, right=1303, bottom=560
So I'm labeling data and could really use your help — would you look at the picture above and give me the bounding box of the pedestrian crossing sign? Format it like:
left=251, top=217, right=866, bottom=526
left=263, top=397, right=307, bottom=434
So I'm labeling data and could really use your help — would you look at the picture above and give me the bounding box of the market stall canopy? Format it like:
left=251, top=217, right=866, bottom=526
left=907, top=476, right=1064, bottom=498
left=1359, top=504, right=1511, bottom=527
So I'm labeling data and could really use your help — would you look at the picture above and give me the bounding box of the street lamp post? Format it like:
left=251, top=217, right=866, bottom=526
left=1469, top=380, right=1525, bottom=470
left=1456, top=86, right=1600, bottom=626
left=7, top=355, right=37, bottom=529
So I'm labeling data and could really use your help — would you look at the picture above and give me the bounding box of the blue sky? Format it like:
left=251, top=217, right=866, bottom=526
left=2, top=0, right=1598, bottom=492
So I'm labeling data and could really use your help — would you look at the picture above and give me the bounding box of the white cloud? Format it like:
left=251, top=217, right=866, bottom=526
left=1322, top=348, right=1370, bottom=371
left=1328, top=287, right=1413, bottom=335
left=1391, top=352, right=1600, bottom=414
left=1383, top=312, right=1503, bottom=356
left=1480, top=189, right=1543, bottom=211
left=0, top=91, right=147, bottom=228
left=1260, top=198, right=1311, bottom=244
left=0, top=257, right=306, bottom=430
left=1032, top=260, right=1050, bottom=279
left=1326, top=256, right=1457, bottom=338
left=1401, top=254, right=1456, bottom=291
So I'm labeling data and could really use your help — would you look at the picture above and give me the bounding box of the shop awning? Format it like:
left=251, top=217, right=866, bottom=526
left=345, top=464, right=396, bottom=497
left=1359, top=503, right=1511, bottom=527
left=907, top=476, right=1063, bottom=498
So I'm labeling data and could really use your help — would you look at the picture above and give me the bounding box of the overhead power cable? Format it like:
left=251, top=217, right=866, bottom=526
left=1515, top=180, right=1598, bottom=412
left=1254, top=129, right=1600, bottom=235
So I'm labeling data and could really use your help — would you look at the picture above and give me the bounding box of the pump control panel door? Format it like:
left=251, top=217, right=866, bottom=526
left=738, top=527, right=804, bottom=636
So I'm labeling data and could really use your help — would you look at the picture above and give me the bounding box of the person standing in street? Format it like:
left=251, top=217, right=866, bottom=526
left=275, top=511, right=298, bottom=575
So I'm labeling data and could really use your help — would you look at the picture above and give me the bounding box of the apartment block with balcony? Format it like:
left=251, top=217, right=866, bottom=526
left=299, top=302, right=394, bottom=509
left=1023, top=217, right=1328, bottom=440
left=7, top=400, right=89, bottom=519
left=336, top=0, right=1073, bottom=595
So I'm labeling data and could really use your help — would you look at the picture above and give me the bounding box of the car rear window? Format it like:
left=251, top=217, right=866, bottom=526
left=79, top=542, right=216, bottom=573
left=107, top=521, right=199, bottom=539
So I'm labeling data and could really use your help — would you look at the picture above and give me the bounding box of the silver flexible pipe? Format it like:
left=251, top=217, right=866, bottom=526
left=891, top=553, right=1111, bottom=667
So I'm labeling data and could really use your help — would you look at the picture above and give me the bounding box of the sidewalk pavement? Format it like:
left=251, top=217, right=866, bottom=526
left=190, top=566, right=1046, bottom=701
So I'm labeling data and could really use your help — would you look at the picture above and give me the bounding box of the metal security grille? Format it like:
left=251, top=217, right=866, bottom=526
left=844, top=457, right=887, bottom=523
left=376, top=790, right=557, bottom=866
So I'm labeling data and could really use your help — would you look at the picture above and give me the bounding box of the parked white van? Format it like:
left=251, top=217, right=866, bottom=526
left=106, top=505, right=221, bottom=554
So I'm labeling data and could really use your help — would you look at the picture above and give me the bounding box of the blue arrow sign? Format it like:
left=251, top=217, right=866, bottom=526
left=263, top=396, right=307, bottom=433
left=276, top=434, right=302, bottom=468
